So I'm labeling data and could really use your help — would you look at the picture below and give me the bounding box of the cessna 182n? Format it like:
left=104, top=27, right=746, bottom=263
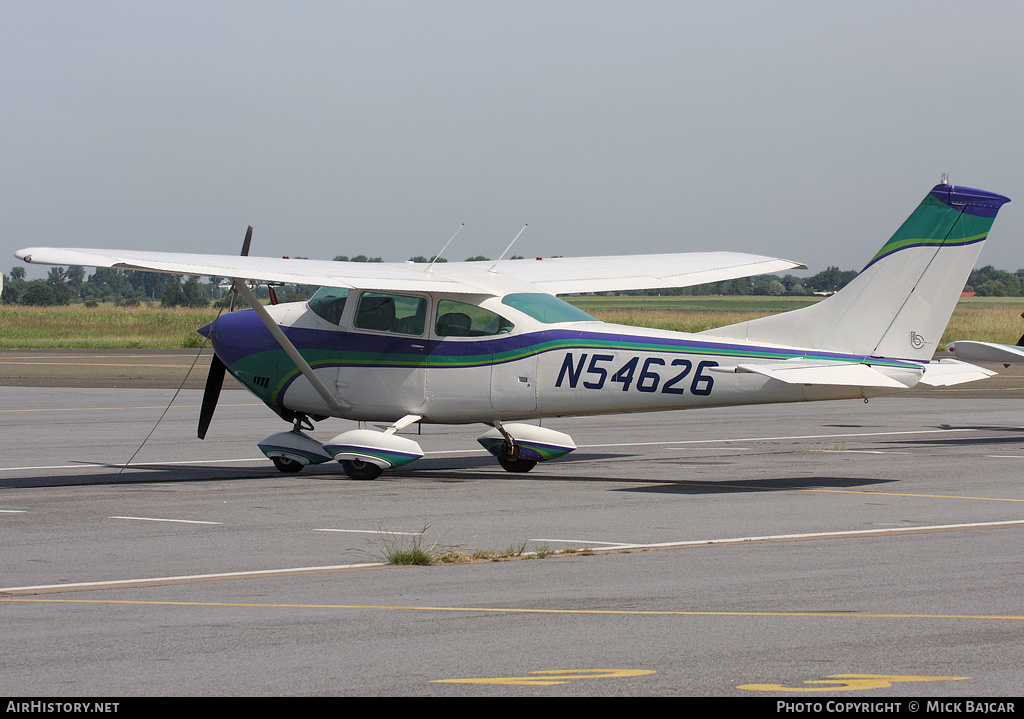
left=15, top=182, right=1010, bottom=479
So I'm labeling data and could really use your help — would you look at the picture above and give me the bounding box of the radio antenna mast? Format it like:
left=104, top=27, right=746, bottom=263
left=426, top=223, right=464, bottom=273
left=489, top=224, right=527, bottom=273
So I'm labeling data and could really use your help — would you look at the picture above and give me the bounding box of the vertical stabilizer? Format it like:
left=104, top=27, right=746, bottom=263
left=702, top=184, right=1010, bottom=360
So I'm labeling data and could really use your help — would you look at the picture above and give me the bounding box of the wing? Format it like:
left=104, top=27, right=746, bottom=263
left=14, top=247, right=467, bottom=293
left=440, top=252, right=808, bottom=294
left=15, top=247, right=806, bottom=295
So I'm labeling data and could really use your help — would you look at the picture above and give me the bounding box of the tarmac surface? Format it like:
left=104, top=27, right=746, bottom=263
left=1, top=350, right=1023, bottom=697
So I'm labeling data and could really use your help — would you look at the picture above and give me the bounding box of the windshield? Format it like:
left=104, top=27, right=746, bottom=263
left=308, top=286, right=349, bottom=325
left=500, top=293, right=596, bottom=324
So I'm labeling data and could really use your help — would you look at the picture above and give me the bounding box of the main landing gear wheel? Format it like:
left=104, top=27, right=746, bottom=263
left=272, top=456, right=304, bottom=474
left=341, top=459, right=384, bottom=481
left=498, top=456, right=537, bottom=473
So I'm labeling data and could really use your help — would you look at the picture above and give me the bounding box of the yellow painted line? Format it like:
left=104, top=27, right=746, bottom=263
left=739, top=674, right=969, bottom=693
left=1, top=597, right=1023, bottom=621
left=433, top=669, right=656, bottom=686
left=801, top=488, right=1024, bottom=502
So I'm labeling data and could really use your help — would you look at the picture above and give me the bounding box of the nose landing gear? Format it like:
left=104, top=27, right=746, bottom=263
left=258, top=415, right=333, bottom=474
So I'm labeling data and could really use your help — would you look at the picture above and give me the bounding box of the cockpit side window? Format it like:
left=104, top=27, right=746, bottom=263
left=308, top=286, right=350, bottom=325
left=434, top=299, right=514, bottom=337
left=355, top=292, right=427, bottom=335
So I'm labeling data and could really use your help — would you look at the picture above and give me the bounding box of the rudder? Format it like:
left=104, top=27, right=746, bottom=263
left=702, top=183, right=1011, bottom=360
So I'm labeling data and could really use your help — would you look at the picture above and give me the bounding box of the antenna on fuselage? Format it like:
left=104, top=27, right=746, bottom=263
left=489, top=224, right=527, bottom=273
left=425, top=223, right=464, bottom=273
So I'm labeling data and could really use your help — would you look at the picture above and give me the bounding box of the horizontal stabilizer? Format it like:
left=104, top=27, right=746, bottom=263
left=917, top=358, right=996, bottom=387
left=947, top=341, right=1024, bottom=365
left=734, top=361, right=912, bottom=388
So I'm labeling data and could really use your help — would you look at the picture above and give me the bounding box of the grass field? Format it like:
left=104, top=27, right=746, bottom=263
left=0, top=304, right=220, bottom=349
left=567, top=294, right=823, bottom=335
left=568, top=295, right=1024, bottom=347
left=566, top=294, right=822, bottom=313
left=1, top=295, right=1022, bottom=349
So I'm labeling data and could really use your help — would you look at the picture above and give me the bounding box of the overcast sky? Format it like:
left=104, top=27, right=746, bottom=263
left=4, top=1, right=1023, bottom=281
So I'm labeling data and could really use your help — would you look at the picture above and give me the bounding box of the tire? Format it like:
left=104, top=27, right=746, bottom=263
left=341, top=459, right=384, bottom=480
left=272, top=456, right=304, bottom=474
left=498, top=456, right=537, bottom=473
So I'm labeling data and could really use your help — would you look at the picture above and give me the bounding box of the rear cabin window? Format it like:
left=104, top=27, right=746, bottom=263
left=434, top=300, right=514, bottom=337
left=355, top=292, right=427, bottom=335
left=500, top=293, right=596, bottom=324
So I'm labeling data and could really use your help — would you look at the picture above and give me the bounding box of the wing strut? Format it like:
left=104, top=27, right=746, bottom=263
left=232, top=280, right=351, bottom=414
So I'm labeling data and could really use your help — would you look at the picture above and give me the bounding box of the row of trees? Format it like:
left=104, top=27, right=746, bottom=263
left=4, top=261, right=1024, bottom=307
left=626, top=266, right=860, bottom=297
left=0, top=254, right=523, bottom=307
left=2, top=265, right=217, bottom=307
left=962, top=266, right=1024, bottom=297
left=626, top=265, right=1024, bottom=298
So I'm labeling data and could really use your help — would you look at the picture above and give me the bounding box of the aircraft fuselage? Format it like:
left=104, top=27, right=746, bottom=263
left=203, top=290, right=922, bottom=425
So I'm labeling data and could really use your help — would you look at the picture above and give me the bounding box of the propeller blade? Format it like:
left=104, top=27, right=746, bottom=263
left=228, top=226, right=254, bottom=312
left=240, top=225, right=253, bottom=257
left=202, top=226, right=249, bottom=436
left=198, top=354, right=226, bottom=439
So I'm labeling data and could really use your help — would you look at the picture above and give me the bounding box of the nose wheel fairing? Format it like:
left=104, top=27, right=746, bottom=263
left=258, top=429, right=334, bottom=469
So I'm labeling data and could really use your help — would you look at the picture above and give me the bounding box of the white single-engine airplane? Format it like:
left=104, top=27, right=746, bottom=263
left=16, top=181, right=1010, bottom=479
